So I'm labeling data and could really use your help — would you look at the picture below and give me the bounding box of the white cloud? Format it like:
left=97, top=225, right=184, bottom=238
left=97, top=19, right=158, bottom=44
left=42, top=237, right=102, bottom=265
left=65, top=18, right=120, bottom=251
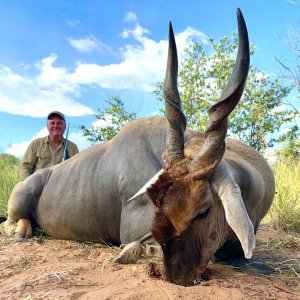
left=5, top=141, right=30, bottom=159
left=124, top=12, right=138, bottom=23
left=92, top=115, right=113, bottom=128
left=121, top=24, right=150, bottom=40
left=37, top=54, right=70, bottom=88
left=175, top=26, right=209, bottom=49
left=5, top=127, right=48, bottom=158
left=0, top=64, right=94, bottom=117
left=68, top=36, right=110, bottom=53
left=5, top=141, right=30, bottom=158
left=67, top=20, right=81, bottom=28
left=254, top=72, right=267, bottom=80
left=71, top=23, right=208, bottom=92
left=68, top=132, right=94, bottom=151
left=0, top=18, right=208, bottom=116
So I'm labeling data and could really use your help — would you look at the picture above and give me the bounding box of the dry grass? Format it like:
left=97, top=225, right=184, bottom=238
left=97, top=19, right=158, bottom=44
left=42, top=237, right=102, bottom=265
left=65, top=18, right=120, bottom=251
left=256, top=224, right=300, bottom=278
left=268, top=156, right=300, bottom=233
left=0, top=156, right=19, bottom=215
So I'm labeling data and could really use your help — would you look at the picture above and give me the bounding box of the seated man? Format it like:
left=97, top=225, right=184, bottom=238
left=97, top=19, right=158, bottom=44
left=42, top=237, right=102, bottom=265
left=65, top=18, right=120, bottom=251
left=19, top=111, right=79, bottom=180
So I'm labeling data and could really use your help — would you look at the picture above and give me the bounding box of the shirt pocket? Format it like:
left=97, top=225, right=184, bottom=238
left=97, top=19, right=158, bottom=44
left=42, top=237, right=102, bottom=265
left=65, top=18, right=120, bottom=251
left=36, top=150, right=52, bottom=169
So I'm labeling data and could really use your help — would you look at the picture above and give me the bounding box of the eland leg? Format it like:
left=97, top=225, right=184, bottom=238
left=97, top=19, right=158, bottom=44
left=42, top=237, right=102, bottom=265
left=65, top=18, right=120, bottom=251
left=14, top=218, right=33, bottom=240
left=5, top=169, right=51, bottom=240
left=3, top=217, right=32, bottom=240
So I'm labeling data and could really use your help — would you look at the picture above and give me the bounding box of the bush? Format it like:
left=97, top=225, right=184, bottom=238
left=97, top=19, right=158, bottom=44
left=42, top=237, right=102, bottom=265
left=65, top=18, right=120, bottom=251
left=268, top=156, right=300, bottom=233
left=0, top=154, right=20, bottom=216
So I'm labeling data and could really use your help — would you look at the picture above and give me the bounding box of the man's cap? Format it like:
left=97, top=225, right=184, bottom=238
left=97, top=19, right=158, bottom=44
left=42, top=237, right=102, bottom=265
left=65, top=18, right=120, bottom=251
left=47, top=111, right=65, bottom=122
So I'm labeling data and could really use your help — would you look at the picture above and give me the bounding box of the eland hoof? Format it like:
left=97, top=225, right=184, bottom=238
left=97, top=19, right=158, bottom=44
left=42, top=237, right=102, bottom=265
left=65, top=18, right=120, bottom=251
left=2, top=219, right=17, bottom=237
left=13, top=219, right=32, bottom=241
left=112, top=241, right=144, bottom=264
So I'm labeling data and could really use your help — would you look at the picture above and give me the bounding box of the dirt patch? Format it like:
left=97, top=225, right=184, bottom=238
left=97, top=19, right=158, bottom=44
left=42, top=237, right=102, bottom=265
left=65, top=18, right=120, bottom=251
left=0, top=226, right=299, bottom=300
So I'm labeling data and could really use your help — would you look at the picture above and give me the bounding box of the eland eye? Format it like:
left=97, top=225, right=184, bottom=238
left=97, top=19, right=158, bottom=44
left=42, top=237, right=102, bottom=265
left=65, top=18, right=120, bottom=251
left=195, top=207, right=211, bottom=220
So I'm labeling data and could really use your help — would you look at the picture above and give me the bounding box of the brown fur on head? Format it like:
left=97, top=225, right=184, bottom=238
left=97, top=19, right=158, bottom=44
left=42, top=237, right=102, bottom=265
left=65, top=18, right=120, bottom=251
left=147, top=158, right=214, bottom=243
left=147, top=161, right=228, bottom=286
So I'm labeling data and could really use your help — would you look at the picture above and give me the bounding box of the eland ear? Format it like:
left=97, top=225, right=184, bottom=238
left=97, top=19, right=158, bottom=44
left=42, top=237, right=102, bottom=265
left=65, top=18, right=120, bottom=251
left=212, top=161, right=255, bottom=259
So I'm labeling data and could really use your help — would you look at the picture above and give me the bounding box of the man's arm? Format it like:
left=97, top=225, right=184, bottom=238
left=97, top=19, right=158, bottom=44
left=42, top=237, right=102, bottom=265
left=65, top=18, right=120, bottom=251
left=19, top=142, right=37, bottom=181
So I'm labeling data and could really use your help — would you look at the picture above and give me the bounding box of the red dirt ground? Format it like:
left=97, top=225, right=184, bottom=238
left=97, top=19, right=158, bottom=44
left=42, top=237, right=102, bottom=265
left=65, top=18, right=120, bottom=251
left=0, top=225, right=299, bottom=300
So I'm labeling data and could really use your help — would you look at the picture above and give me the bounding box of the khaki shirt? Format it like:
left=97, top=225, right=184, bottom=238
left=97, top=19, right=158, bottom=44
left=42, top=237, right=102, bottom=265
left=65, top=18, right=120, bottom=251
left=20, top=136, right=79, bottom=180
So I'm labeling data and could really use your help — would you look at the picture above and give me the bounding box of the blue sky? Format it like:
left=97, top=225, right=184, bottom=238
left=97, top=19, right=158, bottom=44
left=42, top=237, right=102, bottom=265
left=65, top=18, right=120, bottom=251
left=0, top=0, right=299, bottom=157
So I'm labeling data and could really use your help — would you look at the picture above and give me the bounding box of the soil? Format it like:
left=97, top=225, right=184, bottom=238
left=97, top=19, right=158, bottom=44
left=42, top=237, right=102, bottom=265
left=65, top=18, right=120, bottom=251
left=0, top=225, right=299, bottom=300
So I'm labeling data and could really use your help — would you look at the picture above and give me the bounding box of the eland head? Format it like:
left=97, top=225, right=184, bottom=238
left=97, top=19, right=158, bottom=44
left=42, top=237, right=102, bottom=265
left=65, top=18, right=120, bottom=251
left=147, top=8, right=252, bottom=286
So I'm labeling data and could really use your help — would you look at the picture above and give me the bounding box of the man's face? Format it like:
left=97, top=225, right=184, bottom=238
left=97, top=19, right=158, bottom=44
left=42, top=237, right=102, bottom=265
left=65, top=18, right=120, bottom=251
left=47, top=116, right=66, bottom=139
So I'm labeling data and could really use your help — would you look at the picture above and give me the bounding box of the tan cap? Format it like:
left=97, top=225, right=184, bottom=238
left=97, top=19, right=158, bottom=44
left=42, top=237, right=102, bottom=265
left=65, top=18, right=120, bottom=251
left=47, top=111, right=65, bottom=122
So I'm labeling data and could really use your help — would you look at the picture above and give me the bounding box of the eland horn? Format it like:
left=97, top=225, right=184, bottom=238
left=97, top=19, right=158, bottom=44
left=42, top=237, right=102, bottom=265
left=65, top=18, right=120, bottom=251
left=190, top=8, right=250, bottom=179
left=163, top=22, right=187, bottom=168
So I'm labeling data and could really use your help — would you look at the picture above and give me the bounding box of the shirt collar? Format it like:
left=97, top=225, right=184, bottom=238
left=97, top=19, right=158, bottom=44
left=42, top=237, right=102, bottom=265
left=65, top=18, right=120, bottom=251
left=45, top=136, right=65, bottom=145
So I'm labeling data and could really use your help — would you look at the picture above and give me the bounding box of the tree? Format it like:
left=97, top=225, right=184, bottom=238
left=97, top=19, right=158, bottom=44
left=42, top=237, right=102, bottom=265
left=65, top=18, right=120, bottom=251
left=275, top=25, right=300, bottom=115
left=275, top=125, right=300, bottom=160
left=153, top=33, right=295, bottom=152
left=271, top=1, right=300, bottom=158
left=275, top=0, right=300, bottom=104
left=80, top=96, right=137, bottom=143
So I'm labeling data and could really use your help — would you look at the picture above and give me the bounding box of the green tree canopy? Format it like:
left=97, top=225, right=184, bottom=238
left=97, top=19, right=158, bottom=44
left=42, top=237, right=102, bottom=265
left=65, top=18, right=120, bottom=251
left=275, top=125, right=300, bottom=160
left=153, top=33, right=296, bottom=152
left=80, top=96, right=137, bottom=143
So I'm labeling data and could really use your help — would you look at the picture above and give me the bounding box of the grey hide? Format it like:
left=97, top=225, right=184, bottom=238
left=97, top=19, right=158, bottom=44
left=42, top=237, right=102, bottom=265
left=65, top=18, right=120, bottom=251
left=7, top=118, right=273, bottom=245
